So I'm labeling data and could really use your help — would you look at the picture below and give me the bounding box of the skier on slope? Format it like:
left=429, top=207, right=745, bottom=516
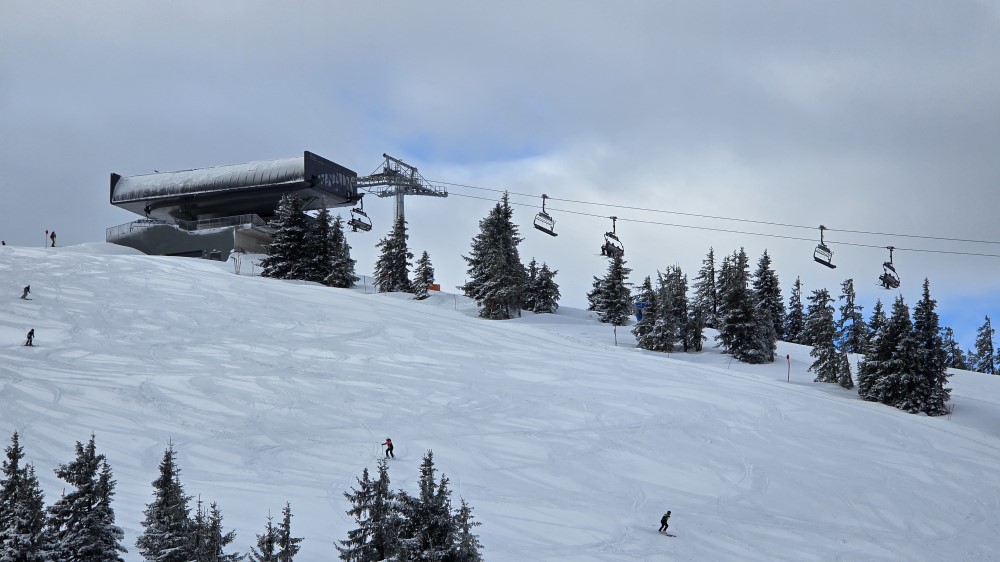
left=382, top=438, right=394, bottom=458
left=24, top=329, right=34, bottom=347
left=20, top=285, right=30, bottom=299
left=659, top=511, right=671, bottom=533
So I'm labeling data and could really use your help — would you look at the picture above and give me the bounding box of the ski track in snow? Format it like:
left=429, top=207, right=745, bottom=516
left=2, top=244, right=1000, bottom=561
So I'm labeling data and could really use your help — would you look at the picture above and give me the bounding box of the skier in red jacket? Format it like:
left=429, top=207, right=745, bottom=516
left=382, top=438, right=394, bottom=458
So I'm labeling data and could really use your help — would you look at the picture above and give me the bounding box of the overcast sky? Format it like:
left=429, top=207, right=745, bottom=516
left=2, top=1, right=999, bottom=348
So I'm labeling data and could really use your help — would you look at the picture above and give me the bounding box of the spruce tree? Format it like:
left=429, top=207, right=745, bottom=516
left=911, top=279, right=951, bottom=415
left=586, top=276, right=606, bottom=313
left=649, top=272, right=680, bottom=352
left=752, top=250, right=785, bottom=341
left=804, top=289, right=839, bottom=383
left=0, top=432, right=49, bottom=562
left=247, top=514, right=278, bottom=562
left=632, top=277, right=659, bottom=351
left=276, top=503, right=302, bottom=562
left=337, top=460, right=400, bottom=562
left=835, top=278, right=868, bottom=353
left=373, top=217, right=413, bottom=293
left=866, top=300, right=887, bottom=348
left=784, top=276, right=806, bottom=344
left=972, top=316, right=997, bottom=374
left=532, top=263, right=560, bottom=314
left=664, top=266, right=692, bottom=351
left=685, top=305, right=706, bottom=353
left=137, top=444, right=194, bottom=562
left=191, top=499, right=240, bottom=562
left=836, top=351, right=855, bottom=389
left=325, top=215, right=359, bottom=289
left=522, top=258, right=540, bottom=312
left=591, top=253, right=632, bottom=326
left=47, top=435, right=126, bottom=562
left=941, top=327, right=969, bottom=370
left=716, top=249, right=766, bottom=363
left=863, top=296, right=917, bottom=409
left=412, top=251, right=435, bottom=300
left=692, top=248, right=719, bottom=328
left=397, top=451, right=457, bottom=561
left=857, top=301, right=887, bottom=401
left=460, top=193, right=525, bottom=319
left=453, top=498, right=484, bottom=562
left=304, top=205, right=334, bottom=284
left=260, top=194, right=310, bottom=280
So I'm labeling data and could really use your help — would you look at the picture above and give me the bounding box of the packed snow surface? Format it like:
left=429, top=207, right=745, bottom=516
left=2, top=244, right=1000, bottom=561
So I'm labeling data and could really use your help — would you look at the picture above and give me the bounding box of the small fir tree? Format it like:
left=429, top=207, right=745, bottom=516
left=941, top=327, right=969, bottom=370
left=260, top=194, right=310, bottom=280
left=692, top=247, right=719, bottom=328
left=411, top=251, right=436, bottom=300
left=325, top=215, right=359, bottom=289
left=591, top=253, right=632, bottom=326
left=337, top=460, right=400, bottom=562
left=863, top=296, right=917, bottom=409
left=276, top=503, right=302, bottom=562
left=303, top=205, right=335, bottom=284
left=136, top=444, right=194, bottom=562
left=47, top=435, right=127, bottom=562
left=866, top=300, right=888, bottom=348
left=716, top=248, right=768, bottom=363
left=397, top=451, right=458, bottom=561
left=911, top=278, right=951, bottom=415
left=453, top=498, right=484, bottom=562
left=532, top=262, right=560, bottom=314
left=632, top=276, right=659, bottom=351
left=191, top=499, right=240, bottom=562
left=752, top=250, right=786, bottom=341
left=804, top=289, right=839, bottom=383
left=972, top=316, right=997, bottom=374
left=836, top=278, right=868, bottom=353
left=247, top=514, right=278, bottom=562
left=460, top=193, right=525, bottom=319
left=836, top=351, right=855, bottom=389
left=0, top=432, right=50, bottom=562
left=784, top=276, right=806, bottom=344
left=522, top=258, right=540, bottom=312
left=373, top=217, right=413, bottom=293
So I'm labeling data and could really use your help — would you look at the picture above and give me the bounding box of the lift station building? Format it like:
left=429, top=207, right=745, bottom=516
left=107, top=151, right=358, bottom=259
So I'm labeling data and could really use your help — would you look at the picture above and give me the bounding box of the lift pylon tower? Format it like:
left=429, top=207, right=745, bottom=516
left=354, top=153, right=448, bottom=225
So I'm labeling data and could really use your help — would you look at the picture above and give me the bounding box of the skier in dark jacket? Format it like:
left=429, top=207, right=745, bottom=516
left=20, top=285, right=30, bottom=299
left=659, top=511, right=671, bottom=533
left=25, top=329, right=34, bottom=347
left=382, top=438, right=394, bottom=458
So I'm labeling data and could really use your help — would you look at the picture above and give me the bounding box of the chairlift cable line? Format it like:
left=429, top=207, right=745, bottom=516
left=434, top=179, right=1000, bottom=246
left=449, top=191, right=1000, bottom=259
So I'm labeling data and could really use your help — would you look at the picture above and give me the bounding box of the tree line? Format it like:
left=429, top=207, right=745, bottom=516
left=585, top=245, right=962, bottom=416
left=260, top=193, right=991, bottom=418
left=0, top=434, right=482, bottom=561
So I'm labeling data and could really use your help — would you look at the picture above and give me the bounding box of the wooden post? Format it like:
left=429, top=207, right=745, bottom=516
left=786, top=354, right=791, bottom=382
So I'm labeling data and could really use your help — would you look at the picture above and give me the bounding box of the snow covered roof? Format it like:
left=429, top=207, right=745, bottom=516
left=110, top=151, right=357, bottom=220
left=111, top=157, right=305, bottom=202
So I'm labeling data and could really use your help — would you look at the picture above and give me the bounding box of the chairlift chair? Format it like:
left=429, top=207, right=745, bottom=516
left=533, top=194, right=557, bottom=236
left=601, top=216, right=625, bottom=258
left=347, top=197, right=373, bottom=232
left=878, top=246, right=901, bottom=289
left=813, top=225, right=836, bottom=269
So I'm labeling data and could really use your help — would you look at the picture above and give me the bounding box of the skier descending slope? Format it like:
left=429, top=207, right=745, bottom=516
left=382, top=437, right=394, bottom=458
left=659, top=511, right=672, bottom=535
